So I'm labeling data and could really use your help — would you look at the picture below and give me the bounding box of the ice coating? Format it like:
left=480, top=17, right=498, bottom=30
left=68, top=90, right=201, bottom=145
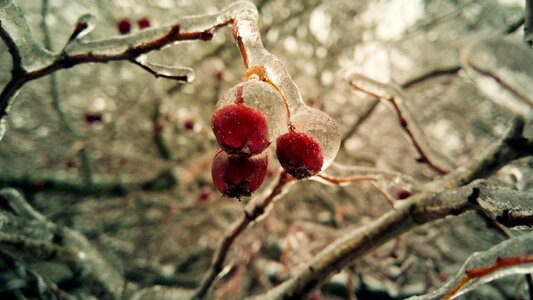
left=215, top=79, right=289, bottom=142
left=290, top=106, right=340, bottom=170
left=0, top=118, right=5, bottom=142
left=462, top=37, right=533, bottom=120
left=230, top=1, right=306, bottom=112
left=135, top=55, right=195, bottom=82
left=68, top=14, right=97, bottom=41
left=347, top=72, right=454, bottom=173
left=407, top=232, right=533, bottom=300
left=0, top=0, right=54, bottom=72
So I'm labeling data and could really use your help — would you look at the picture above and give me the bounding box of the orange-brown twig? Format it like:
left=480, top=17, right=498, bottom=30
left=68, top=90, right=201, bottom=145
left=443, top=254, right=533, bottom=300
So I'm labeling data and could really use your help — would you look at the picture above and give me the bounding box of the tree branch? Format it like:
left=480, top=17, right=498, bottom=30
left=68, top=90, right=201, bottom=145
left=525, top=0, right=533, bottom=46
left=257, top=118, right=532, bottom=299
left=0, top=188, right=125, bottom=299
left=0, top=0, right=241, bottom=121
left=0, top=169, right=177, bottom=196
left=346, top=73, right=455, bottom=175
left=192, top=171, right=294, bottom=299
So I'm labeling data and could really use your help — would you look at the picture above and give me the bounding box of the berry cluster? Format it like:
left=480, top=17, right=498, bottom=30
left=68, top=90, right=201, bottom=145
left=211, top=74, right=339, bottom=199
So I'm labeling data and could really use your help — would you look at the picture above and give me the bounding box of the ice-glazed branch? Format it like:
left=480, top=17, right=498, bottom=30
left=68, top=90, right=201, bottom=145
left=192, top=171, right=295, bottom=299
left=462, top=37, right=533, bottom=120
left=0, top=188, right=125, bottom=299
left=231, top=1, right=305, bottom=113
left=428, top=118, right=532, bottom=191
left=0, top=0, right=243, bottom=121
left=347, top=72, right=455, bottom=175
left=41, top=0, right=79, bottom=138
left=256, top=119, right=532, bottom=299
left=0, top=169, right=177, bottom=196
left=312, top=163, right=420, bottom=201
left=525, top=0, right=533, bottom=46
left=407, top=233, right=533, bottom=300
left=0, top=0, right=53, bottom=75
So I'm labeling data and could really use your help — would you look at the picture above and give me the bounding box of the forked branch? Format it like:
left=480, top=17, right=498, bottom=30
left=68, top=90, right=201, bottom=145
left=257, top=118, right=532, bottom=299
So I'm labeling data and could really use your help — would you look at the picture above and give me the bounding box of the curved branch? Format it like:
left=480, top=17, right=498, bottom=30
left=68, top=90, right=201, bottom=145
left=257, top=118, right=532, bottom=299
left=192, top=171, right=295, bottom=299
left=0, top=0, right=240, bottom=120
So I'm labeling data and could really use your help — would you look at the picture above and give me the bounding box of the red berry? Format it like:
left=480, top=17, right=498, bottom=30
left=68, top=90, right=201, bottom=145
left=211, top=151, right=268, bottom=198
left=153, top=122, right=164, bottom=134
left=184, top=119, right=195, bottom=131
left=117, top=19, right=131, bottom=34
left=197, top=188, right=211, bottom=203
left=396, top=189, right=412, bottom=200
left=276, top=131, right=323, bottom=179
left=84, top=112, right=103, bottom=124
left=212, top=104, right=269, bottom=156
left=215, top=70, right=224, bottom=81
left=137, top=17, right=151, bottom=29
left=66, top=159, right=77, bottom=169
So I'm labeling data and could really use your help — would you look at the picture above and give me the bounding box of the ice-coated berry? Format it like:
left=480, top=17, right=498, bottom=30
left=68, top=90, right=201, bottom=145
left=212, top=104, right=269, bottom=156
left=211, top=151, right=268, bottom=198
left=276, top=131, right=323, bottom=179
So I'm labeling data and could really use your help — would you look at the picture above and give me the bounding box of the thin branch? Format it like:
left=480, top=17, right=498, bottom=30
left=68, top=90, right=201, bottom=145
left=525, top=0, right=533, bottom=46
left=152, top=101, right=172, bottom=160
left=347, top=73, right=454, bottom=175
left=428, top=118, right=532, bottom=191
left=0, top=169, right=177, bottom=196
left=192, top=171, right=294, bottom=299
left=0, top=0, right=238, bottom=120
left=400, top=66, right=460, bottom=90
left=0, top=188, right=125, bottom=298
left=444, top=254, right=533, bottom=300
left=340, top=99, right=379, bottom=145
left=0, top=21, right=23, bottom=75
left=41, top=0, right=79, bottom=137
left=256, top=119, right=532, bottom=299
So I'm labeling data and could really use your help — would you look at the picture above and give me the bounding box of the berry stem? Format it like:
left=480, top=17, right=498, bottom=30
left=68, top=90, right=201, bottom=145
left=443, top=254, right=533, bottom=300
left=241, top=65, right=292, bottom=122
left=316, top=173, right=378, bottom=184
left=193, top=170, right=294, bottom=299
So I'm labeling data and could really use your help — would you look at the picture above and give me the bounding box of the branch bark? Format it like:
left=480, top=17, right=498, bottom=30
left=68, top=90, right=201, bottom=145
left=192, top=171, right=295, bottom=299
left=256, top=118, right=532, bottom=299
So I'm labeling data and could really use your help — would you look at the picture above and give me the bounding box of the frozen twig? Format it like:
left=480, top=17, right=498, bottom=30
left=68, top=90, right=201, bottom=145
left=0, top=0, right=240, bottom=121
left=312, top=163, right=420, bottom=202
left=256, top=118, right=532, bottom=299
left=41, top=0, right=79, bottom=137
left=0, top=188, right=125, bottom=299
left=525, top=0, right=533, bottom=46
left=427, top=118, right=532, bottom=191
left=152, top=101, right=172, bottom=160
left=462, top=37, right=533, bottom=120
left=347, top=72, right=454, bottom=175
left=407, top=232, right=533, bottom=300
left=192, top=171, right=295, bottom=299
left=0, top=168, right=177, bottom=196
left=340, top=99, right=379, bottom=145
